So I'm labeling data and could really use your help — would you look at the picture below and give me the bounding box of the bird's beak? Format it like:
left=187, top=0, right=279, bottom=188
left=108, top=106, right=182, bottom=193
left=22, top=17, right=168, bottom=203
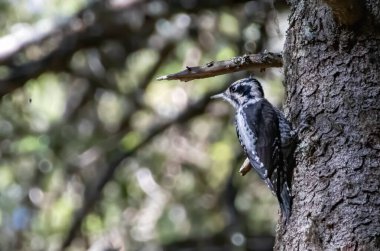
left=210, top=93, right=225, bottom=100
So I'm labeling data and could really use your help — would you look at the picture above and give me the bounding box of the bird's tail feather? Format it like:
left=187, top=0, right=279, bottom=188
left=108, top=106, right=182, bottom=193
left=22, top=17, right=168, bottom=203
left=278, top=183, right=292, bottom=222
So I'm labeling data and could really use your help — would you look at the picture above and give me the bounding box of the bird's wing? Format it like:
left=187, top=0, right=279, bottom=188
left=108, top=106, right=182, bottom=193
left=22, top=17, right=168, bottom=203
left=237, top=100, right=292, bottom=219
left=237, top=100, right=283, bottom=181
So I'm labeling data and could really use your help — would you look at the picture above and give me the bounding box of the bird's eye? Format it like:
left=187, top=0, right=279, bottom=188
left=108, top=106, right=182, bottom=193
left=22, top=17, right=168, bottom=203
left=230, top=84, right=251, bottom=96
left=236, top=86, right=245, bottom=94
left=232, top=85, right=248, bottom=95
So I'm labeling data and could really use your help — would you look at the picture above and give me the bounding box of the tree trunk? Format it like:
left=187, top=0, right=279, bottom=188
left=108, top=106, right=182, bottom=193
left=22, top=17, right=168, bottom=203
left=276, top=1, right=380, bottom=250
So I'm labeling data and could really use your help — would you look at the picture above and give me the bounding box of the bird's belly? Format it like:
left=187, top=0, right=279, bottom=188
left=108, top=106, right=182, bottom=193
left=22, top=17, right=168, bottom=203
left=235, top=113, right=256, bottom=153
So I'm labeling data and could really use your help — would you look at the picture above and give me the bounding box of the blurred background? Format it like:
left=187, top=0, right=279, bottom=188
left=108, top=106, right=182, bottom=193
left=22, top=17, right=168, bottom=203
left=0, top=0, right=289, bottom=250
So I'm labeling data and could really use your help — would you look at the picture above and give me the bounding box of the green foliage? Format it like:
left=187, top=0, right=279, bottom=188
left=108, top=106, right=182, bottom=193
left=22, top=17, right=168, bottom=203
left=0, top=1, right=288, bottom=250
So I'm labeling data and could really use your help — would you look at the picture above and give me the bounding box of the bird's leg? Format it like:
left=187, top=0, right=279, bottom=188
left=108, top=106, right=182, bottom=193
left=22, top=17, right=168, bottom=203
left=239, top=158, right=252, bottom=176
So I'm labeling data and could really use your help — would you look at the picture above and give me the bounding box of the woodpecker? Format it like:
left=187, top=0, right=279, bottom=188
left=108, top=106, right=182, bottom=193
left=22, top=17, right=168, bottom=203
left=212, top=77, right=295, bottom=221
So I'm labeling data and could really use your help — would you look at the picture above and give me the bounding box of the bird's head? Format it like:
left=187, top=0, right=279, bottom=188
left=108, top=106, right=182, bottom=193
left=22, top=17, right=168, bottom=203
left=211, top=77, right=264, bottom=108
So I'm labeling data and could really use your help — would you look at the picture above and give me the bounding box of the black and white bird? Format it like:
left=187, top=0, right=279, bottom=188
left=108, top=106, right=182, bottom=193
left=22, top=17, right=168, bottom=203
left=212, top=77, right=295, bottom=221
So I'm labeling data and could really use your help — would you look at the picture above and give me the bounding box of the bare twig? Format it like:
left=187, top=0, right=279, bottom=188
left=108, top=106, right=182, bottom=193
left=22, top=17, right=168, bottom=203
left=239, top=157, right=252, bottom=176
left=157, top=52, right=283, bottom=82
left=323, top=0, right=364, bottom=25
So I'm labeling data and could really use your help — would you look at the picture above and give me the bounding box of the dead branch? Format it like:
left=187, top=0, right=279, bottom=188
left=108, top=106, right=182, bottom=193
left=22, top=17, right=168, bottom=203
left=156, top=52, right=283, bottom=82
left=239, top=157, right=252, bottom=176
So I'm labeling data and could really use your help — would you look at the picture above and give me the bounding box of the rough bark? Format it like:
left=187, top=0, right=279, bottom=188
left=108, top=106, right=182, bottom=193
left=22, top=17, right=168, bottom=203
left=276, top=0, right=380, bottom=250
